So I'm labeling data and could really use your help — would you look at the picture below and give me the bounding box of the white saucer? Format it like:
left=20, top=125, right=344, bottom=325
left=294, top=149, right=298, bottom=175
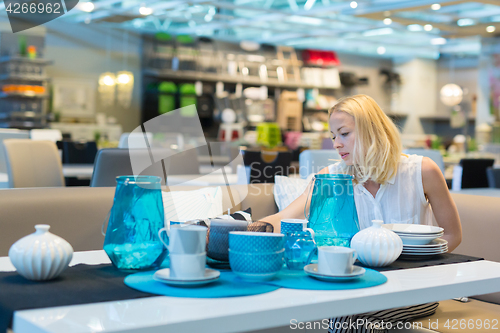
left=153, top=268, right=220, bottom=286
left=304, top=264, right=365, bottom=282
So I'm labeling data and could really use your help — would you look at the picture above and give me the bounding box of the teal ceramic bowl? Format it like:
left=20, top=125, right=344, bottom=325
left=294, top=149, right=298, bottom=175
left=229, top=249, right=284, bottom=281
left=229, top=232, right=284, bottom=253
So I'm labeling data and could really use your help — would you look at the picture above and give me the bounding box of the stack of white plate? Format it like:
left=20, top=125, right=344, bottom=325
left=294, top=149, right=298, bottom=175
left=401, top=238, right=448, bottom=257
left=382, top=224, right=447, bottom=258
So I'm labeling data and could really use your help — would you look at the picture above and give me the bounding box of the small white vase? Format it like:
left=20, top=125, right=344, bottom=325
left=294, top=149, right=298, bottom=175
left=9, top=225, right=74, bottom=281
left=350, top=220, right=402, bottom=267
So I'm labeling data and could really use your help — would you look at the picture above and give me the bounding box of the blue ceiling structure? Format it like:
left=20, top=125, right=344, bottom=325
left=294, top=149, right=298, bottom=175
left=5, top=0, right=500, bottom=58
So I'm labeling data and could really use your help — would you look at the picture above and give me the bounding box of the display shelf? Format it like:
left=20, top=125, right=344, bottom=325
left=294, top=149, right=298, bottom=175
left=143, top=68, right=339, bottom=90
left=0, top=92, right=48, bottom=99
left=304, top=108, right=329, bottom=112
left=420, top=115, right=475, bottom=122
left=0, top=56, right=53, bottom=65
left=0, top=74, right=48, bottom=81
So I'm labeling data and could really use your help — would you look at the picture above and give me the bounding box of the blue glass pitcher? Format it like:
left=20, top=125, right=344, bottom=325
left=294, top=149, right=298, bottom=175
left=103, top=176, right=167, bottom=271
left=305, top=174, right=359, bottom=247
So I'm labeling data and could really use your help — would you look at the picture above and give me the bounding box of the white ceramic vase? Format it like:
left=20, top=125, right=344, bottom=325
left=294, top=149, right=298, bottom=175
left=9, top=224, right=74, bottom=281
left=350, top=220, right=402, bottom=267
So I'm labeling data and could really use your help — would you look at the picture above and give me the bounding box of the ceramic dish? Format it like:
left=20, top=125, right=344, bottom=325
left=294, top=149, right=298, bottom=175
left=402, top=245, right=448, bottom=252
left=399, top=235, right=442, bottom=246
left=402, top=239, right=447, bottom=248
left=382, top=224, right=444, bottom=234
left=303, top=264, right=365, bottom=282
left=401, top=247, right=448, bottom=255
left=153, top=268, right=220, bottom=286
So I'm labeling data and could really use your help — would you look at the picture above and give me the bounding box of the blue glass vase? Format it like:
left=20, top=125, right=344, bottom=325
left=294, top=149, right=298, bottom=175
left=103, top=176, right=167, bottom=271
left=307, top=174, right=359, bottom=247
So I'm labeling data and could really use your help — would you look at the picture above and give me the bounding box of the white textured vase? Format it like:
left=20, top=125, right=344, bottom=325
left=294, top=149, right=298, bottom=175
left=350, top=220, right=402, bottom=267
left=9, top=225, right=74, bottom=281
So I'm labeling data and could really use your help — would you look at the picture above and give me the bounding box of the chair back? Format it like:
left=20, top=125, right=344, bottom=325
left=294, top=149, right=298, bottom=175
left=486, top=167, right=500, bottom=188
left=242, top=150, right=292, bottom=183
left=0, top=129, right=30, bottom=173
left=402, top=148, right=445, bottom=175
left=460, top=158, right=495, bottom=189
left=299, top=149, right=341, bottom=179
left=90, top=148, right=200, bottom=187
left=3, top=139, right=64, bottom=188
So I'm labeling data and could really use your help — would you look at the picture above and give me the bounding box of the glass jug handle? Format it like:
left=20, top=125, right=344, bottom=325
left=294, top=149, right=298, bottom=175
left=303, top=175, right=316, bottom=220
left=101, top=210, right=111, bottom=236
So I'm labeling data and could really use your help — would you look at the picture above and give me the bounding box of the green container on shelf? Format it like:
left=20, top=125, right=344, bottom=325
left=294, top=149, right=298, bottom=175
left=158, top=82, right=177, bottom=114
left=179, top=83, right=197, bottom=117
left=256, top=123, right=282, bottom=148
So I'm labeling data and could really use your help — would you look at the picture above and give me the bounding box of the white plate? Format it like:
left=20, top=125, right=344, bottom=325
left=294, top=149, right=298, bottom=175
left=153, top=268, right=220, bottom=286
left=403, top=239, right=448, bottom=249
left=394, top=231, right=444, bottom=237
left=399, top=235, right=442, bottom=246
left=401, top=247, right=448, bottom=255
left=399, top=251, right=447, bottom=259
left=304, top=264, right=365, bottom=282
left=383, top=224, right=444, bottom=234
left=403, top=246, right=448, bottom=253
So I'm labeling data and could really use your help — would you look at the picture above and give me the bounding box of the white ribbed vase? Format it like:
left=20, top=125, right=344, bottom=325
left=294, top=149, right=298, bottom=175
left=9, top=225, right=74, bottom=281
left=350, top=220, right=402, bottom=267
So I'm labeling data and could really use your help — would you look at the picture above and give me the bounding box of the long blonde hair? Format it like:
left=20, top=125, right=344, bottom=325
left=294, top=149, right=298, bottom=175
left=329, top=94, right=402, bottom=184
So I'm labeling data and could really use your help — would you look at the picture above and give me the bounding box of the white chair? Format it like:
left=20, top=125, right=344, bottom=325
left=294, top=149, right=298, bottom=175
left=0, top=129, right=30, bottom=174
left=299, top=149, right=341, bottom=179
left=403, top=148, right=445, bottom=176
left=3, top=139, right=65, bottom=188
left=30, top=129, right=63, bottom=142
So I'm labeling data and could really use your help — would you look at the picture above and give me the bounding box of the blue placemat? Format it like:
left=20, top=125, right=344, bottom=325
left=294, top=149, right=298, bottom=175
left=124, top=270, right=280, bottom=298
left=258, top=268, right=387, bottom=290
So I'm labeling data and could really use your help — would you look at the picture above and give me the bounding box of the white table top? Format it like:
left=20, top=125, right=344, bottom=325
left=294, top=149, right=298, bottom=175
left=61, top=164, right=94, bottom=179
left=7, top=251, right=500, bottom=333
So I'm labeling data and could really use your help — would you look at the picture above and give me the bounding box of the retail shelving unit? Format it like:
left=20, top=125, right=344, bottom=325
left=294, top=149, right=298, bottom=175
left=0, top=56, right=52, bottom=129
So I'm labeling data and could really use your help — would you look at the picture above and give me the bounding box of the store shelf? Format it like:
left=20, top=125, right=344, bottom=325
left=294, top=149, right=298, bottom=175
left=420, top=115, right=475, bottom=122
left=304, top=108, right=329, bottom=112
left=143, top=68, right=339, bottom=90
left=0, top=56, right=53, bottom=65
left=0, top=74, right=48, bottom=81
left=0, top=92, right=48, bottom=99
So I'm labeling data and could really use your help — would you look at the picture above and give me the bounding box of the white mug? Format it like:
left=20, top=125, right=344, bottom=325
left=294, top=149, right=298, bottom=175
left=317, top=246, right=357, bottom=275
left=169, top=252, right=206, bottom=279
left=158, top=225, right=207, bottom=255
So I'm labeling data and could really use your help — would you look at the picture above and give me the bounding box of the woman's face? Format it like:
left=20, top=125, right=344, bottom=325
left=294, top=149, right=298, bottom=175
left=329, top=111, right=356, bottom=165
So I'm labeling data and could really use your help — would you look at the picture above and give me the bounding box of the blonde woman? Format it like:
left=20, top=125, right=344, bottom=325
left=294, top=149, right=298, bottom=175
left=260, top=94, right=462, bottom=332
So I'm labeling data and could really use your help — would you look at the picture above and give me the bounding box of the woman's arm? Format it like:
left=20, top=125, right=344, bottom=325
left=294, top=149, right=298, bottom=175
left=421, top=157, right=462, bottom=252
left=259, top=167, right=331, bottom=232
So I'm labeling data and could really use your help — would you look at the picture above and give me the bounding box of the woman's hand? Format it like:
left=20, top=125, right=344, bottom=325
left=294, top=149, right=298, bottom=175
left=422, top=157, right=462, bottom=252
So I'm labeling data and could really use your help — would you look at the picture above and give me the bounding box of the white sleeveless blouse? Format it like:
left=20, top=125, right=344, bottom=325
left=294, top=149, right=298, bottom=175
left=328, top=154, right=433, bottom=230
